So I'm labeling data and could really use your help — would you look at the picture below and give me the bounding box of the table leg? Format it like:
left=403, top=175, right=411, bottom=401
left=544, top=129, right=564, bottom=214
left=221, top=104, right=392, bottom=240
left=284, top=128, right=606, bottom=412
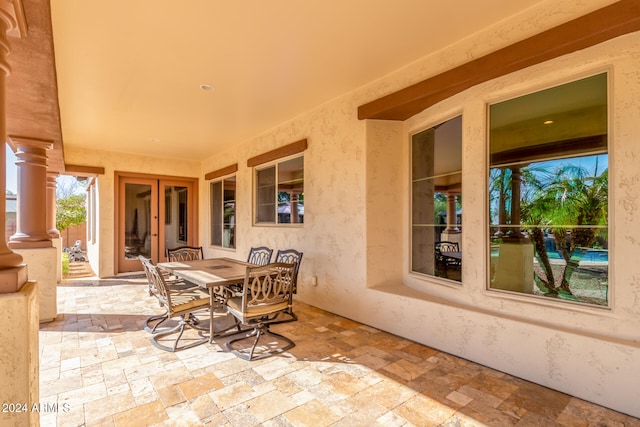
left=209, top=291, right=216, bottom=343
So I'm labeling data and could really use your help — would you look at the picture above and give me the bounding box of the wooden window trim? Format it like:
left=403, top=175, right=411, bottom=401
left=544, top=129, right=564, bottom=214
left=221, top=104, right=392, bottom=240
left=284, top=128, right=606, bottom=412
left=205, top=164, right=238, bottom=181
left=358, top=0, right=640, bottom=121
left=247, top=139, right=307, bottom=168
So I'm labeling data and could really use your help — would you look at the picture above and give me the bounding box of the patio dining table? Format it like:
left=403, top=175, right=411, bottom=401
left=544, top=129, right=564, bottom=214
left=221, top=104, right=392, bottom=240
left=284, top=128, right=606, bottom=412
left=443, top=251, right=462, bottom=263
left=157, top=257, right=253, bottom=342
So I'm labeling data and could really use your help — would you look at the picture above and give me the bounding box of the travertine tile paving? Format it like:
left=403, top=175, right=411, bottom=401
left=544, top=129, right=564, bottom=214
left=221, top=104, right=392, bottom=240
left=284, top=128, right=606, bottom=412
left=36, top=277, right=640, bottom=426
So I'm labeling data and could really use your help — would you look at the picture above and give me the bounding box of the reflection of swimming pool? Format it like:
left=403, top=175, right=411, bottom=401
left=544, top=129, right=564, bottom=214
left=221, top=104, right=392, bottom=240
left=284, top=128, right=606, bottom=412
left=547, top=248, right=608, bottom=263
left=490, top=245, right=608, bottom=264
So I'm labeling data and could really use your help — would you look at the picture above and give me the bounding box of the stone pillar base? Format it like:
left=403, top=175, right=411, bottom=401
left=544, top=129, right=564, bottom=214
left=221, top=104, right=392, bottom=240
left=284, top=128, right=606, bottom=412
left=14, top=247, right=57, bottom=322
left=0, top=280, right=39, bottom=427
left=492, top=242, right=535, bottom=293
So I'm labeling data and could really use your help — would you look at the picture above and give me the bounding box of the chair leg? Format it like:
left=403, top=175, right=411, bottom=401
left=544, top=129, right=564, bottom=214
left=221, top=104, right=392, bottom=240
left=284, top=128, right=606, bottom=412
left=144, top=311, right=168, bottom=333
left=223, top=325, right=295, bottom=361
left=267, top=309, right=297, bottom=325
left=145, top=311, right=201, bottom=334
left=149, top=316, right=208, bottom=352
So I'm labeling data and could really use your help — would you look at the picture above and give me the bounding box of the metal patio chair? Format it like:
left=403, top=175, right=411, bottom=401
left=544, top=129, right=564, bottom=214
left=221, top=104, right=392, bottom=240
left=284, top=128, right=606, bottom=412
left=166, top=245, right=204, bottom=262
left=139, top=256, right=210, bottom=351
left=223, top=262, right=296, bottom=361
left=247, top=246, right=273, bottom=266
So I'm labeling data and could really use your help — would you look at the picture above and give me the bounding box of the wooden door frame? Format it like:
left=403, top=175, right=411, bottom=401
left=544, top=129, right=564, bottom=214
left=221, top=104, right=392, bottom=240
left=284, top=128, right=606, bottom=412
left=114, top=171, right=199, bottom=273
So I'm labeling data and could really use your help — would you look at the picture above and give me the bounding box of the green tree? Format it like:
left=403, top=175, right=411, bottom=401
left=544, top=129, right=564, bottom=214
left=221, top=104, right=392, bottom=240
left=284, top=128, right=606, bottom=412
left=56, top=176, right=86, bottom=231
left=56, top=194, right=86, bottom=231
left=521, top=158, right=608, bottom=298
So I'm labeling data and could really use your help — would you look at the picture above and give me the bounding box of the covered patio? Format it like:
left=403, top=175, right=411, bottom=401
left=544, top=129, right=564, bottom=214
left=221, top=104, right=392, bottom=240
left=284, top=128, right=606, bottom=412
left=40, top=273, right=638, bottom=426
left=3, top=0, right=640, bottom=424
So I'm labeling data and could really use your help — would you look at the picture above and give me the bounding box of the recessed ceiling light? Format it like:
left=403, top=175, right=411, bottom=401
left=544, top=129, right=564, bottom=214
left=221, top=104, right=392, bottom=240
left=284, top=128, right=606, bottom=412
left=544, top=120, right=554, bottom=125
left=200, top=84, right=215, bottom=91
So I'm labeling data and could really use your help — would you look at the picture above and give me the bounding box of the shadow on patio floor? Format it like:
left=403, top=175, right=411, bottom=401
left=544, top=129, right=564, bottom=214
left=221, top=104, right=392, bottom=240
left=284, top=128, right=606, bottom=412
left=37, top=278, right=640, bottom=426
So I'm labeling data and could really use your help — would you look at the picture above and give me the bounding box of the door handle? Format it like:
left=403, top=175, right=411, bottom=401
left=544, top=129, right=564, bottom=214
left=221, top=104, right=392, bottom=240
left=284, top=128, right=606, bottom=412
left=152, top=234, right=158, bottom=237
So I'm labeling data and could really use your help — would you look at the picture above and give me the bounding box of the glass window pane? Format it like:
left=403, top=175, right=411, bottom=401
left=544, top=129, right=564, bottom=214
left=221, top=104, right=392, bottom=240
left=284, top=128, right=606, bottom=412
left=254, top=156, right=304, bottom=225
left=256, top=167, right=276, bottom=223
left=411, top=116, right=462, bottom=282
left=210, top=181, right=222, bottom=246
left=124, top=183, right=151, bottom=260
left=488, top=73, right=608, bottom=306
left=277, top=156, right=304, bottom=224
left=210, top=177, right=236, bottom=248
left=176, top=187, right=188, bottom=242
left=223, top=177, right=236, bottom=248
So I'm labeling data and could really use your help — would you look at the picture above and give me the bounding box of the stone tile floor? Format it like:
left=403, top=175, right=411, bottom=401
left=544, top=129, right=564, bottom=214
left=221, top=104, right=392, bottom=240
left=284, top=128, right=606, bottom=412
left=38, top=276, right=640, bottom=426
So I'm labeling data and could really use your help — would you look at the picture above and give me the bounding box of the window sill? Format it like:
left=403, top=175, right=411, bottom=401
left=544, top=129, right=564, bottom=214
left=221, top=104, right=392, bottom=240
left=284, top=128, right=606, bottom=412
left=369, top=282, right=637, bottom=348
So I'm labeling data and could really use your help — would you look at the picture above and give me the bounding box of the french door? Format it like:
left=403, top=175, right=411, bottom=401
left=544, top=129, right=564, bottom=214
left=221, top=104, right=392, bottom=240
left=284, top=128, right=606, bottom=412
left=117, top=174, right=197, bottom=273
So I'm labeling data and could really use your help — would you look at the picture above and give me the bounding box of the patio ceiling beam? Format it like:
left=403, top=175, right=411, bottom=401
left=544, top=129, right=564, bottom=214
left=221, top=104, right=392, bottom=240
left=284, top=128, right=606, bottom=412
left=357, top=0, right=640, bottom=121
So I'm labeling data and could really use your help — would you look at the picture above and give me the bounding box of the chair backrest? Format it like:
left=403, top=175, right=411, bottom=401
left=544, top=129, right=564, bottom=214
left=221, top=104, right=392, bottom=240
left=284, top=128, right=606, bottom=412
left=166, top=245, right=204, bottom=261
left=247, top=246, right=273, bottom=266
left=238, top=262, right=295, bottom=315
left=435, top=241, right=459, bottom=253
left=139, top=256, right=171, bottom=308
left=275, top=249, right=303, bottom=293
left=139, top=255, right=158, bottom=296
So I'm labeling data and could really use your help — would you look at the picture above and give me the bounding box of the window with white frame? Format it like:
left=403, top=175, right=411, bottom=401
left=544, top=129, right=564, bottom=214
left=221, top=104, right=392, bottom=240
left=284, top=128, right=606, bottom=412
left=210, top=176, right=236, bottom=248
left=488, top=72, right=608, bottom=306
left=255, top=156, right=304, bottom=225
left=411, top=115, right=462, bottom=282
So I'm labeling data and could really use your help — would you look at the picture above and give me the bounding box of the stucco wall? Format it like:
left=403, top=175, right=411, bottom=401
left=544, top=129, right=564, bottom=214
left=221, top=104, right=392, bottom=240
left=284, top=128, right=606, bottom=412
left=198, top=2, right=640, bottom=417
left=201, top=96, right=369, bottom=313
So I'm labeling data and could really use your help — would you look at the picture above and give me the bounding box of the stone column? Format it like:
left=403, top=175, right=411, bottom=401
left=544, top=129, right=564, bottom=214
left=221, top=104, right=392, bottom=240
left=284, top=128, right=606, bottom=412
left=290, top=191, right=300, bottom=223
left=440, top=191, right=462, bottom=245
left=48, top=172, right=63, bottom=282
left=8, top=136, right=53, bottom=248
left=0, top=3, right=40, bottom=426
left=492, top=166, right=534, bottom=293
left=444, top=193, right=458, bottom=232
left=0, top=3, right=26, bottom=293
left=47, top=172, right=60, bottom=238
left=8, top=136, right=58, bottom=322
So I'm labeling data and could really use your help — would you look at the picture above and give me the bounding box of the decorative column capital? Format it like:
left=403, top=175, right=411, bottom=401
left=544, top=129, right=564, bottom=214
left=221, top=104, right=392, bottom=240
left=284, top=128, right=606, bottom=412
left=8, top=135, right=54, bottom=151
left=0, top=0, right=27, bottom=37
left=0, top=0, right=27, bottom=76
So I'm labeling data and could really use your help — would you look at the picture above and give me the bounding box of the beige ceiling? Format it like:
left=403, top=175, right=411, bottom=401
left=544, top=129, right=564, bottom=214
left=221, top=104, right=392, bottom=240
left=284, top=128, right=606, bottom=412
left=7, top=0, right=549, bottom=169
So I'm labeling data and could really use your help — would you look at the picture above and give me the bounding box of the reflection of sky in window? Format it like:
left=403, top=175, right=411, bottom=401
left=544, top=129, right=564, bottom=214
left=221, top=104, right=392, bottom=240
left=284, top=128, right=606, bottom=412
left=532, top=154, right=608, bottom=176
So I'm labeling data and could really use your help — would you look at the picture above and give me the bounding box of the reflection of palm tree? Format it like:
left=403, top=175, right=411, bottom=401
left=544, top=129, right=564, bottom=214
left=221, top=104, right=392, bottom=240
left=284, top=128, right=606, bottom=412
left=489, top=168, right=511, bottom=233
left=521, top=159, right=608, bottom=297
left=520, top=166, right=556, bottom=293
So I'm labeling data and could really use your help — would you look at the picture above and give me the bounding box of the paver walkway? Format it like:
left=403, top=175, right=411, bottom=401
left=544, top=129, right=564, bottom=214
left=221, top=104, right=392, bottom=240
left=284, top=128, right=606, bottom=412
left=38, top=277, right=640, bottom=426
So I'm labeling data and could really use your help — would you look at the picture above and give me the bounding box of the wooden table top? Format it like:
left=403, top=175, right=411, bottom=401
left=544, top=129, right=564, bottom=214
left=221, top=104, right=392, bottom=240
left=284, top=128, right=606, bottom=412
left=157, top=257, right=252, bottom=289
